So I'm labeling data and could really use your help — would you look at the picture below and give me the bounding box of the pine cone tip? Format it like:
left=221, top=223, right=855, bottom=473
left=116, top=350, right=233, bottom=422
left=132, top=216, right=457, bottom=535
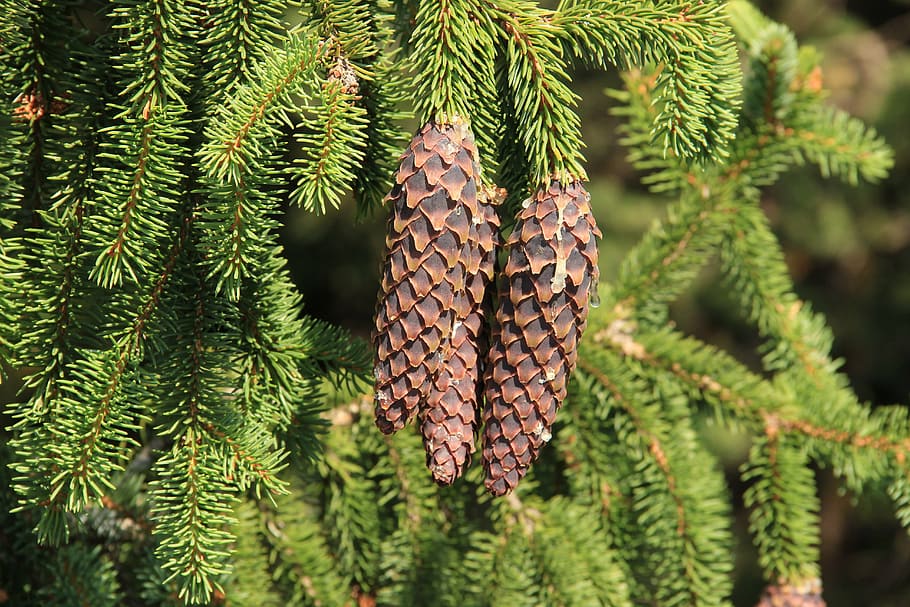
left=757, top=579, right=825, bottom=607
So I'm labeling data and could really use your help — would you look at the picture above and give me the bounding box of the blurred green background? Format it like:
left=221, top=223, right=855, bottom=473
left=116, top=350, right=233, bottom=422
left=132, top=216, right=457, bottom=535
left=282, top=1, right=910, bottom=605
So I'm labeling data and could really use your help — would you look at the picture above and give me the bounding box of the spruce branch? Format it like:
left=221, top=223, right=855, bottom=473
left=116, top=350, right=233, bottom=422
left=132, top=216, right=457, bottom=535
left=473, top=493, right=632, bottom=607
left=719, top=202, right=834, bottom=377
left=223, top=499, right=285, bottom=607
left=198, top=0, right=287, bottom=95
left=608, top=69, right=688, bottom=194
left=109, top=0, right=195, bottom=113
left=85, top=0, right=197, bottom=289
left=612, top=187, right=729, bottom=326
left=5, top=210, right=192, bottom=548
left=351, top=58, right=409, bottom=215
left=590, top=323, right=910, bottom=480
left=585, top=319, right=907, bottom=587
left=374, top=429, right=466, bottom=607
left=556, top=0, right=742, bottom=163
left=149, top=437, right=238, bottom=604
left=888, top=472, right=910, bottom=540
left=228, top=243, right=339, bottom=460
left=1, top=1, right=905, bottom=603
left=739, top=23, right=799, bottom=128
left=24, top=216, right=191, bottom=528
left=742, top=435, right=821, bottom=585
left=198, top=34, right=325, bottom=299
left=1, top=3, right=106, bottom=370
left=2, top=1, right=80, bottom=223
left=576, top=351, right=733, bottom=607
left=781, top=105, right=894, bottom=185
left=303, top=0, right=388, bottom=60
left=407, top=0, right=497, bottom=126
left=263, top=489, right=351, bottom=607
left=482, top=0, right=586, bottom=185
left=299, top=317, right=372, bottom=392
left=87, top=110, right=191, bottom=289
left=309, top=416, right=385, bottom=593
left=291, top=73, right=370, bottom=213
left=10, top=35, right=109, bottom=389
left=15, top=201, right=88, bottom=399
left=558, top=376, right=625, bottom=516
left=303, top=0, right=410, bottom=214
left=144, top=252, right=260, bottom=603
left=37, top=544, right=123, bottom=607
left=155, top=252, right=290, bottom=500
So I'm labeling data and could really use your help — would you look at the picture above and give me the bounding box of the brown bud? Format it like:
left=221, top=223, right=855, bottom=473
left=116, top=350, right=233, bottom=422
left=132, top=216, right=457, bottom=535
left=327, top=56, right=359, bottom=96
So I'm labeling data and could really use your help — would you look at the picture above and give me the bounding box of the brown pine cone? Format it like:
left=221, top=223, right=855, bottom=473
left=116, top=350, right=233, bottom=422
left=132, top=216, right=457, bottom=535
left=372, top=119, right=480, bottom=440
left=421, top=185, right=501, bottom=485
left=482, top=179, right=600, bottom=496
left=756, top=579, right=825, bottom=607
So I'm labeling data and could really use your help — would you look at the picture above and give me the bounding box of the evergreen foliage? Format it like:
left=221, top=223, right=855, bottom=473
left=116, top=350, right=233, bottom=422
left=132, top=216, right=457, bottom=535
left=0, top=1, right=902, bottom=605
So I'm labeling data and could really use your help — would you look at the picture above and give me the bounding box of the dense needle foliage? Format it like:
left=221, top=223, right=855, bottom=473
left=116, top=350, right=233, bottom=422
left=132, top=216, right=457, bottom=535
left=0, top=1, right=901, bottom=605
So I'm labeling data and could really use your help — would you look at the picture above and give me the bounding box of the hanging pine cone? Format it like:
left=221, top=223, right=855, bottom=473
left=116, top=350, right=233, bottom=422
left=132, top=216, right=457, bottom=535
left=756, top=579, right=825, bottom=607
left=372, top=118, right=498, bottom=489
left=482, top=179, right=600, bottom=496
left=372, top=119, right=476, bottom=433
left=421, top=185, right=501, bottom=484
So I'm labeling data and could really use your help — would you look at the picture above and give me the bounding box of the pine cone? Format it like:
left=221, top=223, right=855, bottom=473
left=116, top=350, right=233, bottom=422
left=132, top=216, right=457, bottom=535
left=482, top=179, right=600, bottom=496
left=372, top=119, right=480, bottom=439
left=421, top=185, right=501, bottom=484
left=756, top=579, right=825, bottom=607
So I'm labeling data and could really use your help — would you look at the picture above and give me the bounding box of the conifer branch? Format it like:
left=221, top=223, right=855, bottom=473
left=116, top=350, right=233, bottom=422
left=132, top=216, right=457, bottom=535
left=150, top=265, right=238, bottom=602
left=743, top=434, right=821, bottom=584
left=719, top=203, right=832, bottom=377
left=482, top=0, right=586, bottom=185
left=613, top=189, right=726, bottom=325
left=225, top=500, right=285, bottom=606
left=112, top=0, right=192, bottom=113
left=88, top=111, right=190, bottom=288
left=303, top=0, right=410, bottom=214
left=45, top=215, right=192, bottom=514
left=383, top=434, right=424, bottom=530
left=314, top=423, right=384, bottom=593
left=291, top=74, right=369, bottom=212
left=15, top=191, right=89, bottom=402
left=576, top=363, right=673, bottom=520
left=780, top=107, right=893, bottom=185
left=304, top=0, right=387, bottom=60
left=608, top=69, right=687, bottom=193
left=201, top=36, right=325, bottom=182
left=591, top=323, right=910, bottom=471
left=262, top=490, right=350, bottom=606
left=2, top=2, right=905, bottom=603
left=351, top=59, right=409, bottom=214
left=150, top=438, right=237, bottom=604
left=408, top=0, right=497, bottom=126
left=86, top=0, right=195, bottom=289
left=199, top=0, right=286, bottom=94
left=576, top=351, right=733, bottom=607
left=39, top=544, right=123, bottom=606
left=198, top=35, right=325, bottom=298
left=7, top=3, right=66, bottom=223
left=556, top=0, right=742, bottom=162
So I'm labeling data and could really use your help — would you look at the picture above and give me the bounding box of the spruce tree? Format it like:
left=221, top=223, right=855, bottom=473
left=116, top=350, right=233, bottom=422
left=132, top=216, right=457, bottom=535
left=0, top=1, right=901, bottom=605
